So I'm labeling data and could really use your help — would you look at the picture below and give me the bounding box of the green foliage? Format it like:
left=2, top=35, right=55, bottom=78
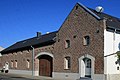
left=116, top=51, right=120, bottom=60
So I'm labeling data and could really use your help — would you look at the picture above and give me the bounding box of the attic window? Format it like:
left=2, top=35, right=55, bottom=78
left=76, top=6, right=78, bottom=10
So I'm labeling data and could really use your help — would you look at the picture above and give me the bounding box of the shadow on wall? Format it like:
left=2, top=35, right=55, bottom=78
left=118, top=43, right=120, bottom=50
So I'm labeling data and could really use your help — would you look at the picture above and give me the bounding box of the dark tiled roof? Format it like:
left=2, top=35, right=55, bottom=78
left=2, top=3, right=120, bottom=54
left=77, top=2, right=120, bottom=29
left=89, top=8, right=120, bottom=29
left=1, top=31, right=57, bottom=54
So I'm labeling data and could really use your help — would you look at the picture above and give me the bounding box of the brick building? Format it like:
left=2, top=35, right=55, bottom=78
left=1, top=2, right=120, bottom=80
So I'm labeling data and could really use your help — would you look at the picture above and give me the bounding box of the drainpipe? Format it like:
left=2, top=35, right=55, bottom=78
left=31, top=46, right=34, bottom=76
left=113, top=29, right=116, bottom=53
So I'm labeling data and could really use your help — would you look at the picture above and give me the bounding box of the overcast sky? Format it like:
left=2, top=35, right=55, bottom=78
left=0, top=0, right=120, bottom=48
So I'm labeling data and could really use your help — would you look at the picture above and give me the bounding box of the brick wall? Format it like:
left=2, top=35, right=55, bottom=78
left=1, top=3, right=105, bottom=75
left=54, top=4, right=105, bottom=74
left=1, top=44, right=54, bottom=71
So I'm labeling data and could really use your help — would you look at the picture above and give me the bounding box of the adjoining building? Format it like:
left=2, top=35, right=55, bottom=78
left=1, top=2, right=120, bottom=80
left=0, top=46, right=4, bottom=56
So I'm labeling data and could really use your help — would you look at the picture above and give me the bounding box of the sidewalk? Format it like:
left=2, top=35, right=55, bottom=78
left=0, top=72, right=74, bottom=80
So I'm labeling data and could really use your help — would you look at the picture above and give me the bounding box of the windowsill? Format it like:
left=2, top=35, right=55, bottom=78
left=64, top=68, right=70, bottom=70
left=65, top=47, right=70, bottom=49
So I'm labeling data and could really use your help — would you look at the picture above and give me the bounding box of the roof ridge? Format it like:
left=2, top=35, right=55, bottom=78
left=88, top=7, right=120, bottom=20
left=17, top=31, right=58, bottom=43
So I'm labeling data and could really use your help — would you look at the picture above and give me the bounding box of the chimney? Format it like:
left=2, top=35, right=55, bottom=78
left=37, top=32, right=41, bottom=37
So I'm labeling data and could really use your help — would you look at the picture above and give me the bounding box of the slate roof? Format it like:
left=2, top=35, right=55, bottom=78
left=1, top=31, right=57, bottom=54
left=77, top=2, right=120, bottom=29
left=1, top=2, right=120, bottom=54
left=89, top=8, right=120, bottom=29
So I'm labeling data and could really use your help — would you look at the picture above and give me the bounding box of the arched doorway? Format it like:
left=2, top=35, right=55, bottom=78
left=83, top=58, right=91, bottom=78
left=35, top=52, right=53, bottom=77
left=79, top=54, right=95, bottom=79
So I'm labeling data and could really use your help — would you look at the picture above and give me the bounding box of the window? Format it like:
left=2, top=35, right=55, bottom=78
left=26, top=59, right=30, bottom=69
left=15, top=60, right=17, bottom=68
left=83, top=58, right=91, bottom=68
left=11, top=60, right=13, bottom=68
left=83, top=36, right=90, bottom=45
left=86, top=59, right=91, bottom=68
left=64, top=56, right=71, bottom=69
left=65, top=40, right=70, bottom=48
left=117, top=66, right=119, bottom=70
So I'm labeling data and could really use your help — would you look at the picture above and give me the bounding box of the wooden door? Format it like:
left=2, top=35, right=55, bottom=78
left=39, top=55, right=52, bottom=77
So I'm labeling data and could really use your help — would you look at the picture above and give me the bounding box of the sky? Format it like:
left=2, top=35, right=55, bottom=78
left=0, top=0, right=120, bottom=48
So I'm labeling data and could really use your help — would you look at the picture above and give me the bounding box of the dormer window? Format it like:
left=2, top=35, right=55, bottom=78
left=65, top=40, right=70, bottom=48
left=83, top=36, right=90, bottom=46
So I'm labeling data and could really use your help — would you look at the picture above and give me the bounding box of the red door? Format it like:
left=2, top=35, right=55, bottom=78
left=39, top=55, right=52, bottom=77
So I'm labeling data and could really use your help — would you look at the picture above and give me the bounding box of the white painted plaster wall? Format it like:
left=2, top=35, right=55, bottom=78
left=0, top=46, right=4, bottom=56
left=104, top=30, right=120, bottom=74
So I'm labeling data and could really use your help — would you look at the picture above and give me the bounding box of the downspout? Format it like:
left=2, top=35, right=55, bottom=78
left=113, top=29, right=116, bottom=53
left=31, top=46, right=34, bottom=76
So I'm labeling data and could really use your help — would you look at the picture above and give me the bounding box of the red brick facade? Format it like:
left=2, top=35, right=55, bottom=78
left=54, top=3, right=105, bottom=74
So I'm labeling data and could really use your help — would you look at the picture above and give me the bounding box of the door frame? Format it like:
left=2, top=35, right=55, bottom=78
left=79, top=54, right=95, bottom=79
left=35, top=52, right=54, bottom=77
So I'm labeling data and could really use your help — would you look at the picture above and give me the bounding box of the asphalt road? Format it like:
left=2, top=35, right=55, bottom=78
left=0, top=74, right=35, bottom=80
left=0, top=73, right=54, bottom=80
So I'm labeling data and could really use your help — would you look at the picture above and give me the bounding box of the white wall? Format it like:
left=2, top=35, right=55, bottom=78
left=0, top=46, right=4, bottom=57
left=104, top=30, right=120, bottom=74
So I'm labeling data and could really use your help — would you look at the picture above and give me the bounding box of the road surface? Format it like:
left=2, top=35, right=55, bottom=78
left=0, top=74, right=35, bottom=80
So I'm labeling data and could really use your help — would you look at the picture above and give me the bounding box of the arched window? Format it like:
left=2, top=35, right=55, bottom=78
left=11, top=60, right=13, bottom=68
left=64, top=56, right=71, bottom=69
left=83, top=36, right=90, bottom=45
left=15, top=60, right=17, bottom=68
left=26, top=59, right=30, bottom=69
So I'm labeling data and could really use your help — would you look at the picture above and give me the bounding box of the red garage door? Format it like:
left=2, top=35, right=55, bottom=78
left=39, top=55, right=53, bottom=77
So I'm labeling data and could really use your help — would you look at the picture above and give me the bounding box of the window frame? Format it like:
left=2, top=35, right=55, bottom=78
left=14, top=60, right=17, bottom=68
left=64, top=56, right=71, bottom=70
left=26, top=59, right=30, bottom=69
left=83, top=36, right=90, bottom=46
left=65, top=40, right=70, bottom=48
left=11, top=60, right=13, bottom=68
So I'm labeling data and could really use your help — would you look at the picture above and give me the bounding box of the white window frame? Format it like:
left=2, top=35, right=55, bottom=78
left=83, top=36, right=90, bottom=45
left=26, top=59, right=30, bottom=69
left=11, top=60, right=13, bottom=68
left=64, top=56, right=71, bottom=69
left=15, top=60, right=17, bottom=68
left=65, top=40, right=70, bottom=48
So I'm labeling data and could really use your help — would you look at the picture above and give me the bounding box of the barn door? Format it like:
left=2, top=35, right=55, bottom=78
left=39, top=55, right=52, bottom=77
